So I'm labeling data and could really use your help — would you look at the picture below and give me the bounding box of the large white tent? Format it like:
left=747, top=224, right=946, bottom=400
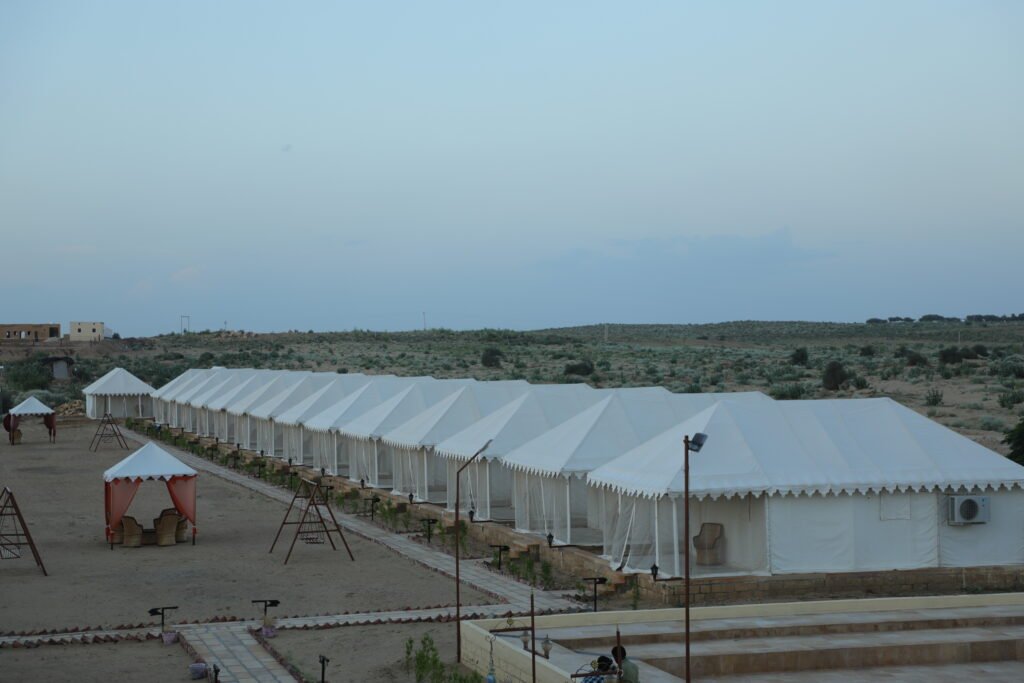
left=223, top=372, right=310, bottom=451
left=152, top=368, right=210, bottom=425
left=434, top=383, right=604, bottom=521
left=83, top=367, right=156, bottom=419
left=588, top=398, right=1024, bottom=578
left=300, top=376, right=426, bottom=475
left=386, top=380, right=531, bottom=504
left=504, top=389, right=771, bottom=546
left=248, top=373, right=342, bottom=457
left=342, top=379, right=473, bottom=488
left=275, top=374, right=375, bottom=465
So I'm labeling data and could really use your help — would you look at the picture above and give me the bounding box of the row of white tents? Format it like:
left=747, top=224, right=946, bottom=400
left=143, top=367, right=1024, bottom=577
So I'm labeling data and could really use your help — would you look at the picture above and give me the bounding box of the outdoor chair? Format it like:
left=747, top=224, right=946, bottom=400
left=693, top=522, right=725, bottom=566
left=155, top=514, right=179, bottom=547
left=154, top=507, right=188, bottom=543
left=121, top=516, right=143, bottom=548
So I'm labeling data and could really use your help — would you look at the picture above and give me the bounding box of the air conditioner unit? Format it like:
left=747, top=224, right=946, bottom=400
left=947, top=495, right=990, bottom=525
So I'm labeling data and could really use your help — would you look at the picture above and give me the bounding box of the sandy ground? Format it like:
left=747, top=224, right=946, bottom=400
left=0, top=640, right=194, bottom=682
left=0, top=423, right=489, bottom=632
left=272, top=621, right=462, bottom=682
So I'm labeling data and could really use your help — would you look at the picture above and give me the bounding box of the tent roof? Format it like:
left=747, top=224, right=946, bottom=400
left=302, top=376, right=424, bottom=433
left=203, top=371, right=277, bottom=411
left=9, top=396, right=54, bottom=416
left=340, top=379, right=472, bottom=439
left=82, top=367, right=155, bottom=396
left=275, top=374, right=375, bottom=426
left=502, top=389, right=768, bottom=477
left=103, top=442, right=197, bottom=482
left=434, top=384, right=603, bottom=460
left=248, top=373, right=345, bottom=420
left=154, top=368, right=220, bottom=402
left=587, top=398, right=1024, bottom=499
left=193, top=369, right=265, bottom=409
left=381, top=380, right=531, bottom=449
left=223, top=372, right=311, bottom=416
left=151, top=368, right=204, bottom=399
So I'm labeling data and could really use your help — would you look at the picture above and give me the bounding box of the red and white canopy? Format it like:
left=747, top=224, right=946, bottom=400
left=103, top=442, right=198, bottom=541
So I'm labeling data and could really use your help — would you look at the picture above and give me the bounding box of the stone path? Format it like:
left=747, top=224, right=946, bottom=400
left=93, top=429, right=580, bottom=681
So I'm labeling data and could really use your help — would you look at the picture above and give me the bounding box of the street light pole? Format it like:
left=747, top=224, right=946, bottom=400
left=456, top=439, right=492, bottom=663
left=683, top=432, right=708, bottom=683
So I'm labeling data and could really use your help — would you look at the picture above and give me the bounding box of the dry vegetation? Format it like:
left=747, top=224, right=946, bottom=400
left=3, top=320, right=1022, bottom=455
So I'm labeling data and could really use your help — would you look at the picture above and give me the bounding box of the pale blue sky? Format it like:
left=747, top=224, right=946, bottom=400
left=1, top=2, right=1021, bottom=335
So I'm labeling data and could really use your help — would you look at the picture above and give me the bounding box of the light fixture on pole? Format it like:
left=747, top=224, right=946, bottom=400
left=455, top=439, right=492, bottom=663
left=683, top=432, right=708, bottom=683
left=581, top=577, right=607, bottom=613
left=148, top=605, right=178, bottom=632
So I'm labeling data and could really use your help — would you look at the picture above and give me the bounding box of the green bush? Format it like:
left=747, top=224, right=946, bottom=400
left=938, top=347, right=963, bottom=365
left=789, top=347, right=809, bottom=366
left=1005, top=418, right=1024, bottom=465
left=998, top=390, right=1024, bottom=410
left=770, top=383, right=807, bottom=400
left=564, top=359, right=594, bottom=376
left=480, top=347, right=504, bottom=368
left=924, top=388, right=944, bottom=406
left=822, top=361, right=849, bottom=391
left=4, top=357, right=52, bottom=392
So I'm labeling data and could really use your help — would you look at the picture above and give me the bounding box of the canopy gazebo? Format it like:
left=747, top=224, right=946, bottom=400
left=104, top=442, right=198, bottom=547
left=4, top=396, right=56, bottom=444
left=83, top=367, right=156, bottom=419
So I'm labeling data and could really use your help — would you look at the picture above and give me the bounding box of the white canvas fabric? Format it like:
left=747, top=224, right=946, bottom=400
left=434, top=384, right=605, bottom=519
left=9, top=396, right=54, bottom=416
left=83, top=367, right=156, bottom=396
left=587, top=398, right=1024, bottom=499
left=103, top=442, right=197, bottom=481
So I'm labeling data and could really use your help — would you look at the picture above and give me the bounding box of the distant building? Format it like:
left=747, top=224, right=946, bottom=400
left=0, top=323, right=61, bottom=342
left=69, top=321, right=105, bottom=342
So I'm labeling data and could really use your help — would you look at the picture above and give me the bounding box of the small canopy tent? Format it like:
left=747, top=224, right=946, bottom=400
left=103, top=442, right=198, bottom=543
left=588, top=398, right=1024, bottom=578
left=83, top=367, right=156, bottom=419
left=4, top=396, right=56, bottom=443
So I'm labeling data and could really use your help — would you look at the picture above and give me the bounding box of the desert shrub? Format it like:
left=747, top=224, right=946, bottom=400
left=789, top=347, right=809, bottom=366
left=979, top=416, right=1006, bottom=432
left=972, top=344, right=990, bottom=357
left=852, top=376, right=869, bottom=390
left=903, top=349, right=929, bottom=367
left=771, top=383, right=807, bottom=400
left=4, top=357, right=51, bottom=392
left=1005, top=418, right=1024, bottom=465
left=859, top=345, right=876, bottom=357
left=564, top=359, right=594, bottom=376
left=821, top=361, right=849, bottom=391
left=938, top=347, right=963, bottom=365
left=924, top=388, right=944, bottom=406
left=998, top=390, right=1024, bottom=409
left=991, top=355, right=1024, bottom=379
left=480, top=347, right=504, bottom=368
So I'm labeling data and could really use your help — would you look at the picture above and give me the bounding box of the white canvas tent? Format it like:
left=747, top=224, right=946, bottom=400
left=386, top=380, right=531, bottom=504
left=588, top=398, right=1024, bottom=578
left=203, top=370, right=277, bottom=443
left=274, top=373, right=375, bottom=465
left=342, top=379, right=473, bottom=488
left=300, top=376, right=426, bottom=475
left=505, top=389, right=770, bottom=546
left=9, top=396, right=55, bottom=416
left=223, top=372, right=310, bottom=451
left=248, top=373, right=342, bottom=457
left=152, top=368, right=209, bottom=425
left=191, top=369, right=266, bottom=439
left=83, top=367, right=156, bottom=419
left=434, top=384, right=604, bottom=521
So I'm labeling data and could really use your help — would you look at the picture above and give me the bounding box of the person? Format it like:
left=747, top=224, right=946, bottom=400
left=611, top=645, right=639, bottom=683
left=582, top=655, right=614, bottom=683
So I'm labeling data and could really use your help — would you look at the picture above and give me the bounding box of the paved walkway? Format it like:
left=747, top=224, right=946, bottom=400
left=182, top=622, right=294, bottom=683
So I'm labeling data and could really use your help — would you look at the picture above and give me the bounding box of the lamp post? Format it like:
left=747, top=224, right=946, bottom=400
left=148, top=605, right=178, bottom=632
left=683, top=432, right=708, bottom=683
left=319, top=654, right=329, bottom=683
left=581, top=577, right=607, bottom=612
left=456, top=439, right=492, bottom=663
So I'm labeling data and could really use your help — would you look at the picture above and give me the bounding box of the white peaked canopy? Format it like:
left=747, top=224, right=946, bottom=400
left=104, top=442, right=198, bottom=481
left=588, top=398, right=1024, bottom=499
left=83, top=367, right=156, bottom=419
left=383, top=381, right=531, bottom=448
left=276, top=374, right=375, bottom=427
left=302, top=376, right=419, bottom=433
left=434, top=383, right=604, bottom=520
left=83, top=368, right=156, bottom=396
left=9, top=396, right=54, bottom=416
left=436, top=384, right=603, bottom=460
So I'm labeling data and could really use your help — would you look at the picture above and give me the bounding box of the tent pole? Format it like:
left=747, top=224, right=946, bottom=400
left=672, top=497, right=680, bottom=577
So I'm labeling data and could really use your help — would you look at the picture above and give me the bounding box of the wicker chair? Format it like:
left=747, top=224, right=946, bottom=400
left=155, top=514, right=179, bottom=547
left=175, top=518, right=188, bottom=543
left=121, top=516, right=143, bottom=548
left=693, top=522, right=725, bottom=566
